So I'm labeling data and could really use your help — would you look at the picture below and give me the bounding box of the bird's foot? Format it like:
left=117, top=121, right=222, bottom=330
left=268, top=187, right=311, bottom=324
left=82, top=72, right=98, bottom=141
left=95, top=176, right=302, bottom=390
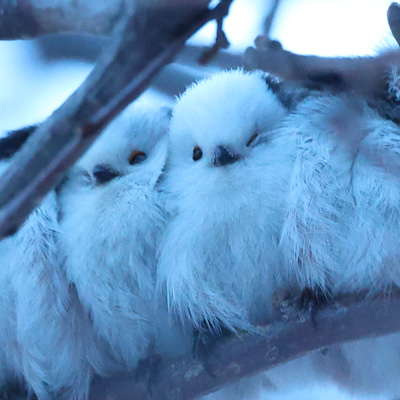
left=300, top=286, right=329, bottom=328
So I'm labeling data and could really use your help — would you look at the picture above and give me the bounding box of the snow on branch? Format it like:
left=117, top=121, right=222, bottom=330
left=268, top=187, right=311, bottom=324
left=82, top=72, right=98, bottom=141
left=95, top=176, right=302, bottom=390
left=88, top=289, right=400, bottom=400
left=0, top=0, right=235, bottom=239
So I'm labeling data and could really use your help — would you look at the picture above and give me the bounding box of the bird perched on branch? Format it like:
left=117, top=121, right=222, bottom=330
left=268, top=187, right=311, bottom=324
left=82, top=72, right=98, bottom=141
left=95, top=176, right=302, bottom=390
left=274, top=94, right=357, bottom=294
left=157, top=69, right=290, bottom=333
left=316, top=91, right=400, bottom=397
left=273, top=85, right=400, bottom=397
left=0, top=128, right=95, bottom=399
left=58, top=100, right=176, bottom=383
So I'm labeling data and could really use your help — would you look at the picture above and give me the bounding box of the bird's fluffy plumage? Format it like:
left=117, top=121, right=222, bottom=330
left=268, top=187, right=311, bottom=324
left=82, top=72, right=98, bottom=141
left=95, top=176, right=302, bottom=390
left=0, top=189, right=93, bottom=400
left=59, top=101, right=173, bottom=377
left=273, top=94, right=358, bottom=292
left=336, top=114, right=400, bottom=291
left=0, top=101, right=177, bottom=399
left=275, top=90, right=400, bottom=397
left=157, top=69, right=291, bottom=332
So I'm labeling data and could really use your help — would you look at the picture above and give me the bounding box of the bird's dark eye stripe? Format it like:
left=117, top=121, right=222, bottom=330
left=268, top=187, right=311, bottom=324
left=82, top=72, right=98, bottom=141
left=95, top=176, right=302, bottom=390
left=193, top=145, right=203, bottom=161
left=93, top=164, right=120, bottom=184
left=246, top=133, right=258, bottom=147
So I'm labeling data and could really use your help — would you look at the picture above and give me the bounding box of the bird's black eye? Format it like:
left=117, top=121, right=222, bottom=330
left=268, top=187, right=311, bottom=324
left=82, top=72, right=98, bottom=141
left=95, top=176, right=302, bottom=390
left=93, top=164, right=120, bottom=184
left=246, top=133, right=258, bottom=147
left=193, top=145, right=203, bottom=161
left=129, top=150, right=147, bottom=165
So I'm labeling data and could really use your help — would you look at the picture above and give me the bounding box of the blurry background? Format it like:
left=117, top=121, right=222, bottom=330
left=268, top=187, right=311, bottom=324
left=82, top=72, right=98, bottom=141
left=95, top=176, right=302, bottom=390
left=0, top=0, right=396, bottom=130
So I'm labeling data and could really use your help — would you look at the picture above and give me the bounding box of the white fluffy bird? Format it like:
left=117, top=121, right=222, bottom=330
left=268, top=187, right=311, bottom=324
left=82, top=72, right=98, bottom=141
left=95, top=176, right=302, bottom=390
left=58, top=100, right=174, bottom=380
left=274, top=94, right=357, bottom=293
left=310, top=95, right=400, bottom=397
left=273, top=90, right=400, bottom=397
left=157, top=70, right=291, bottom=332
left=0, top=130, right=94, bottom=399
left=0, top=198, right=90, bottom=399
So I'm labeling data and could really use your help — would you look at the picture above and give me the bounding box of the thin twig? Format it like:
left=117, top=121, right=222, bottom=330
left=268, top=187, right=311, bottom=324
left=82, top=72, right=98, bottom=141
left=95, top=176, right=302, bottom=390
left=264, top=0, right=281, bottom=37
left=198, top=0, right=233, bottom=65
left=88, top=289, right=400, bottom=400
left=0, top=0, right=235, bottom=238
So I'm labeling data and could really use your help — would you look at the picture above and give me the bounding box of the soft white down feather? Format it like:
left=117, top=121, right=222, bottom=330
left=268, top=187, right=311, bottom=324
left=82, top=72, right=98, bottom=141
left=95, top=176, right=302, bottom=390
left=58, top=101, right=179, bottom=382
left=157, top=69, right=291, bottom=332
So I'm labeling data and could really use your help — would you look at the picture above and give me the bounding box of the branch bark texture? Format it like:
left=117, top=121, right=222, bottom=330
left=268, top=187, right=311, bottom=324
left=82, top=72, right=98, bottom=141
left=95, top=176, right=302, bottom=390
left=0, top=0, right=126, bottom=39
left=0, top=0, right=235, bottom=238
left=89, top=290, right=400, bottom=400
left=244, top=38, right=400, bottom=98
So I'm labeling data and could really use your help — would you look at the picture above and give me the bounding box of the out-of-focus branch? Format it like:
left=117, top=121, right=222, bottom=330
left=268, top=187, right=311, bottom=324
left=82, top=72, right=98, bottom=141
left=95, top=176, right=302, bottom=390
left=0, top=0, right=236, bottom=238
left=264, top=0, right=281, bottom=36
left=36, top=36, right=244, bottom=71
left=178, top=45, right=243, bottom=69
left=244, top=37, right=400, bottom=98
left=36, top=34, right=108, bottom=62
left=152, top=64, right=207, bottom=97
left=388, top=2, right=400, bottom=47
left=0, top=0, right=126, bottom=39
left=89, top=289, right=400, bottom=400
left=35, top=38, right=243, bottom=97
left=198, top=8, right=230, bottom=65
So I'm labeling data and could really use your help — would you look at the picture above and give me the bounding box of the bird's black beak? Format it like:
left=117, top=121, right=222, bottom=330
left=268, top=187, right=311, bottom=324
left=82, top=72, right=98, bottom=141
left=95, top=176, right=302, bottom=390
left=213, top=145, right=242, bottom=167
left=93, top=164, right=121, bottom=184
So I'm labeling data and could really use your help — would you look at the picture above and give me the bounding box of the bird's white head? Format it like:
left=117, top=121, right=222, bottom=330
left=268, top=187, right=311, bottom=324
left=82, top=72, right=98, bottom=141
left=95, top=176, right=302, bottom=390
left=165, top=69, right=286, bottom=198
left=69, top=101, right=171, bottom=192
left=169, top=69, right=285, bottom=166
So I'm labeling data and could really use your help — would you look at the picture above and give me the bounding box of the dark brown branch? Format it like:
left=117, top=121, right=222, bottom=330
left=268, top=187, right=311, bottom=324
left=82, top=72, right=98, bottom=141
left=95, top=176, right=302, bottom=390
left=88, top=289, right=400, bottom=400
left=0, top=0, right=126, bottom=39
left=244, top=37, right=400, bottom=98
left=0, top=0, right=236, bottom=238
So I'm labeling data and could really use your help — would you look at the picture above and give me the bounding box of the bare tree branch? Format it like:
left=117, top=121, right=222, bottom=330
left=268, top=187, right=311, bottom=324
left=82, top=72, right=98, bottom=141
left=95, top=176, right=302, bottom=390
left=35, top=35, right=243, bottom=70
left=0, top=0, right=236, bottom=238
left=244, top=37, right=400, bottom=98
left=36, top=34, right=107, bottom=62
left=36, top=38, right=243, bottom=97
left=245, top=36, right=400, bottom=98
left=0, top=0, right=126, bottom=39
left=263, top=0, right=281, bottom=37
left=198, top=8, right=230, bottom=65
left=88, top=289, right=400, bottom=400
left=152, top=64, right=207, bottom=97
